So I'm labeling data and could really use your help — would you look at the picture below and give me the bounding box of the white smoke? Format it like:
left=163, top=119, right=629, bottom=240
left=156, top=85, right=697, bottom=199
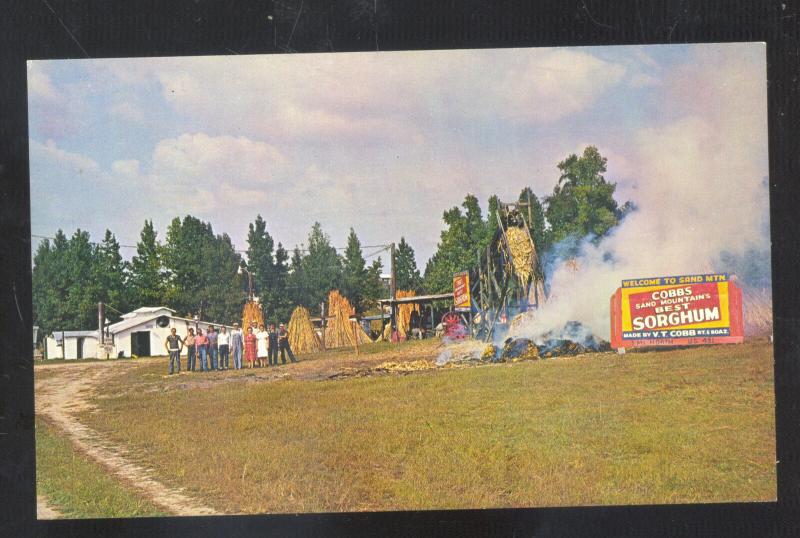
left=511, top=44, right=770, bottom=341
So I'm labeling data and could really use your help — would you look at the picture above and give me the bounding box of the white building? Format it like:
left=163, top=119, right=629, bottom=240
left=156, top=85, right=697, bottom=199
left=46, top=306, right=236, bottom=359
left=45, top=330, right=99, bottom=360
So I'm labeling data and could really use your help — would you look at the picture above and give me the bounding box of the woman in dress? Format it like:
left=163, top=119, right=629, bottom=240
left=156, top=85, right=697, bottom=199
left=256, top=324, right=269, bottom=367
left=244, top=326, right=257, bottom=368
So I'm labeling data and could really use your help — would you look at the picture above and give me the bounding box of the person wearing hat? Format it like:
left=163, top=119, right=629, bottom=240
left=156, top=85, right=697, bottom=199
left=277, top=322, right=297, bottom=364
left=230, top=322, right=244, bottom=370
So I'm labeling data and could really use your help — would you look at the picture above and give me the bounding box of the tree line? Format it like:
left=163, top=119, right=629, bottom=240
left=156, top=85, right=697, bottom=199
left=32, top=215, right=426, bottom=337
left=33, top=146, right=629, bottom=337
left=421, top=146, right=632, bottom=293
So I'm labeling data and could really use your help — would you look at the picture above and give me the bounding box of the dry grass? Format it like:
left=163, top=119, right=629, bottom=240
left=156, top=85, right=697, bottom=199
left=74, top=340, right=775, bottom=513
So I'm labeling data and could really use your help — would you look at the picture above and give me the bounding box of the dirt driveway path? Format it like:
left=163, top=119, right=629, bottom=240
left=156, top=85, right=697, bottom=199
left=36, top=494, right=62, bottom=519
left=35, top=360, right=221, bottom=517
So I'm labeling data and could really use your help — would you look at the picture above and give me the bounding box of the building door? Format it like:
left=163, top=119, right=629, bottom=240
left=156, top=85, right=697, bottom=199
left=76, top=337, right=84, bottom=359
left=131, top=331, right=151, bottom=357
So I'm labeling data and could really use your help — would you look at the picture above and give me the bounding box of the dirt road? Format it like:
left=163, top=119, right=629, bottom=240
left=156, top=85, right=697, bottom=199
left=33, top=341, right=446, bottom=517
left=35, top=360, right=221, bottom=517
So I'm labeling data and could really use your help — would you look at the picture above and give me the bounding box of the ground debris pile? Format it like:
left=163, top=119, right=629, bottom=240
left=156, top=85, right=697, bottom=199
left=374, top=360, right=437, bottom=373
left=496, top=321, right=611, bottom=360
left=500, top=338, right=539, bottom=361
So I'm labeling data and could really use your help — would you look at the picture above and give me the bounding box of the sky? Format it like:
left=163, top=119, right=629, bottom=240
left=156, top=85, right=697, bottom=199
left=28, top=43, right=769, bottom=275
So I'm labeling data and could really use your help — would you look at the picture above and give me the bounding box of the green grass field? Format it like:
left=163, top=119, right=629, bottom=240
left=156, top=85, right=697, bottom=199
left=69, top=339, right=775, bottom=513
left=36, top=419, right=166, bottom=518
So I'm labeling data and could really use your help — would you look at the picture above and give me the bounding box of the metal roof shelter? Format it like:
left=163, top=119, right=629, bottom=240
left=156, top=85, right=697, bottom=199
left=377, top=293, right=456, bottom=336
left=377, top=293, right=453, bottom=306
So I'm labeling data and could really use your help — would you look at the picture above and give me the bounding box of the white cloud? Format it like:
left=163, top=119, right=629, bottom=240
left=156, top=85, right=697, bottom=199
left=629, top=72, right=660, bottom=88
left=27, top=62, right=61, bottom=103
left=30, top=139, right=102, bottom=179
left=132, top=48, right=628, bottom=146
left=497, top=49, right=626, bottom=123
left=110, top=133, right=283, bottom=215
left=108, top=101, right=145, bottom=123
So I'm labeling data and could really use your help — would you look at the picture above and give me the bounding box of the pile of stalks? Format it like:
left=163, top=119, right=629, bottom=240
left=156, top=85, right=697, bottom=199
left=324, top=290, right=372, bottom=347
left=505, top=226, right=534, bottom=283
left=288, top=305, right=322, bottom=354
left=396, top=289, right=420, bottom=339
left=241, top=301, right=264, bottom=331
left=374, top=360, right=436, bottom=373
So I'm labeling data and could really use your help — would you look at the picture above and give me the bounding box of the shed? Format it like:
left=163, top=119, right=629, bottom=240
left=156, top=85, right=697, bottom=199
left=45, top=330, right=99, bottom=360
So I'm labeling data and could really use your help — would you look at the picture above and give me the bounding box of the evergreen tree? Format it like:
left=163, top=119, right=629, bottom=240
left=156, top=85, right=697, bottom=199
left=341, top=228, right=368, bottom=312
left=162, top=216, right=211, bottom=315
left=32, top=230, right=70, bottom=337
left=270, top=242, right=292, bottom=322
left=394, top=237, right=422, bottom=291
left=246, top=215, right=279, bottom=315
left=129, top=220, right=168, bottom=309
left=422, top=196, right=481, bottom=293
left=162, top=215, right=242, bottom=323
left=92, top=229, right=128, bottom=320
left=518, top=187, right=548, bottom=253
left=363, top=256, right=385, bottom=309
left=544, top=146, right=620, bottom=249
left=200, top=232, right=244, bottom=324
left=64, top=229, right=100, bottom=329
left=300, top=222, right=342, bottom=308
left=287, top=246, right=307, bottom=308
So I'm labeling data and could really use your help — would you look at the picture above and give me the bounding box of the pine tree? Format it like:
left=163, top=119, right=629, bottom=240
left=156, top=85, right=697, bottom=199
left=92, top=229, right=128, bottom=320
left=544, top=146, right=620, bottom=249
left=363, top=256, right=385, bottom=310
left=287, top=246, right=306, bottom=308
left=270, top=242, right=292, bottom=323
left=422, top=196, right=479, bottom=293
left=300, top=222, right=342, bottom=308
left=64, top=229, right=100, bottom=329
left=32, top=230, right=70, bottom=337
left=246, top=214, right=277, bottom=310
left=341, top=228, right=368, bottom=312
left=518, top=187, right=548, bottom=253
left=129, top=220, right=168, bottom=310
left=395, top=237, right=422, bottom=291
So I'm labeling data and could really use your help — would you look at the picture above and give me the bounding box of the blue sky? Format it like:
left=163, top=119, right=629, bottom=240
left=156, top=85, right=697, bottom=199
left=28, top=43, right=768, bottom=269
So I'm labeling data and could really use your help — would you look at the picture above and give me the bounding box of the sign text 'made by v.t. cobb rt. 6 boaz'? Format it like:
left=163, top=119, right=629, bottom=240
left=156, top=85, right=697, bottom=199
left=610, top=273, right=744, bottom=349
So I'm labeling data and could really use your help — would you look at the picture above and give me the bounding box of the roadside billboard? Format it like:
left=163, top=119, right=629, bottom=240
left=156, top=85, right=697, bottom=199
left=453, top=271, right=471, bottom=312
left=610, top=273, right=744, bottom=349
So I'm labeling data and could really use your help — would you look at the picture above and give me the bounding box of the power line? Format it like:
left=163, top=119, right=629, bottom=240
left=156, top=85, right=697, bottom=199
left=31, top=233, right=392, bottom=256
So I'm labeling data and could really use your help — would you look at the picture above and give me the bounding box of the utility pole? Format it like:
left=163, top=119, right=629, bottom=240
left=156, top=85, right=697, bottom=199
left=320, top=301, right=327, bottom=350
left=97, top=302, right=105, bottom=345
left=390, top=242, right=397, bottom=334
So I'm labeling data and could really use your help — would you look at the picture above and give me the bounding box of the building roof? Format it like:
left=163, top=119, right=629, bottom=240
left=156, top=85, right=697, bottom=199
left=109, top=311, right=237, bottom=334
left=120, top=306, right=176, bottom=319
left=108, top=312, right=163, bottom=334
left=51, top=330, right=99, bottom=342
left=378, top=293, right=454, bottom=305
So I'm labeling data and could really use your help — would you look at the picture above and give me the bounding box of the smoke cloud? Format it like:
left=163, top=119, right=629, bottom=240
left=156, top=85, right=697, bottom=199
left=510, top=44, right=770, bottom=341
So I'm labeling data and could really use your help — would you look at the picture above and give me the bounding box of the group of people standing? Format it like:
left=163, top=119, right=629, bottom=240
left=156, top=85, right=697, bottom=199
left=164, top=322, right=296, bottom=375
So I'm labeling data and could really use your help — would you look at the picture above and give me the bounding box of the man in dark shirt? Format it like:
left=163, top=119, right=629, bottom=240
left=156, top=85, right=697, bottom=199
left=164, top=328, right=184, bottom=375
left=207, top=325, right=219, bottom=371
left=268, top=323, right=279, bottom=366
left=277, top=323, right=297, bottom=364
